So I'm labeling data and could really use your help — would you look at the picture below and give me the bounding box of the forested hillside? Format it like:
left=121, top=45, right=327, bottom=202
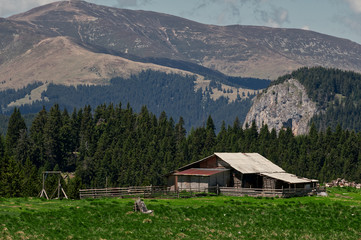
left=274, top=67, right=361, bottom=131
left=0, top=70, right=255, bottom=131
left=1, top=104, right=361, bottom=198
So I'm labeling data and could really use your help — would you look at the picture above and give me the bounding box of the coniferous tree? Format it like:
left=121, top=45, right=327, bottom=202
left=14, top=129, right=30, bottom=165
left=0, top=156, right=22, bottom=197
left=29, top=107, right=48, bottom=167
left=59, top=109, right=74, bottom=171
left=43, top=104, right=63, bottom=170
left=204, top=115, right=216, bottom=154
left=0, top=135, right=5, bottom=158
left=5, top=108, right=27, bottom=157
left=21, top=158, right=40, bottom=197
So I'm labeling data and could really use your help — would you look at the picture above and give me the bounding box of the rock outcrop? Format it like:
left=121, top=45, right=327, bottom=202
left=243, top=79, right=317, bottom=135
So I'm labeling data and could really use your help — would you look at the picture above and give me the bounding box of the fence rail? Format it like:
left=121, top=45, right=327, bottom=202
left=79, top=186, right=169, bottom=199
left=79, top=185, right=315, bottom=199
left=216, top=187, right=313, bottom=198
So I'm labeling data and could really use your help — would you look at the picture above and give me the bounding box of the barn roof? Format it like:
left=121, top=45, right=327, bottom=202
left=175, top=152, right=285, bottom=174
left=169, top=152, right=317, bottom=184
left=174, top=168, right=229, bottom=176
left=261, top=172, right=317, bottom=184
left=214, top=152, right=285, bottom=174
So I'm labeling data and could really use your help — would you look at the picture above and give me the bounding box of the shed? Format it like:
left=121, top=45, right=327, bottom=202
left=167, top=152, right=318, bottom=191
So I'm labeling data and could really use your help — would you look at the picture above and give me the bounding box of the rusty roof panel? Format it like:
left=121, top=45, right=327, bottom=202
left=174, top=168, right=229, bottom=176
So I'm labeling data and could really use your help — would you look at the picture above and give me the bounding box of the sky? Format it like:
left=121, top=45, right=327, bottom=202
left=1, top=0, right=361, bottom=44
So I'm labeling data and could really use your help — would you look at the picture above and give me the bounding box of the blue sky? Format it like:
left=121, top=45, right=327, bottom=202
left=1, top=0, right=361, bottom=44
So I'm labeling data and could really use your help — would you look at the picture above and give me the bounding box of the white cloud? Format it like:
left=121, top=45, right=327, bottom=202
left=0, top=0, right=56, bottom=17
left=345, top=0, right=361, bottom=13
left=301, top=25, right=310, bottom=30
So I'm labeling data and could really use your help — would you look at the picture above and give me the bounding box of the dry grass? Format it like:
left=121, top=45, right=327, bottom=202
left=0, top=36, right=198, bottom=91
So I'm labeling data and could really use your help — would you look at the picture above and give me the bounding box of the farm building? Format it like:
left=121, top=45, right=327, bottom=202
left=167, top=153, right=318, bottom=194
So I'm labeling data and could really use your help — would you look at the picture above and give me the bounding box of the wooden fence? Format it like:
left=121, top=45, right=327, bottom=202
left=79, top=186, right=169, bottom=199
left=79, top=185, right=315, bottom=199
left=216, top=187, right=314, bottom=198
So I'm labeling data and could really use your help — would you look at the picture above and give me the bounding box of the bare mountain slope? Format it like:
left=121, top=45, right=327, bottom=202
left=3, top=0, right=361, bottom=82
left=0, top=36, right=198, bottom=90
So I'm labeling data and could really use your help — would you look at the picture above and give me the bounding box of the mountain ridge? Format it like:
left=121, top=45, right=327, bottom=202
left=3, top=0, right=361, bottom=81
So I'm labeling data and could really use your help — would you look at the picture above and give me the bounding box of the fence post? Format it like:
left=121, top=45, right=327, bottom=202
left=217, top=184, right=219, bottom=195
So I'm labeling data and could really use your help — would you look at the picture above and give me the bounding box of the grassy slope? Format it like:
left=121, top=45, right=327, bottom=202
left=0, top=188, right=360, bottom=240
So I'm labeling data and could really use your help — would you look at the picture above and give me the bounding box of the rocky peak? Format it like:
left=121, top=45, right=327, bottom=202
left=243, top=79, right=317, bottom=135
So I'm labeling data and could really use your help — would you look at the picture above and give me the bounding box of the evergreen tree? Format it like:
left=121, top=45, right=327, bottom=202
left=21, top=158, right=40, bottom=197
left=5, top=108, right=27, bottom=156
left=0, top=156, right=22, bottom=197
left=29, top=107, right=48, bottom=167
left=43, top=104, right=63, bottom=170
left=204, top=115, right=216, bottom=154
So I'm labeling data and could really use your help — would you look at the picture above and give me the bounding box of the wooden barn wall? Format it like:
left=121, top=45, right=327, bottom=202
left=242, top=174, right=263, bottom=188
left=263, top=176, right=276, bottom=189
left=178, top=176, right=209, bottom=191
left=232, top=172, right=262, bottom=188
left=210, top=170, right=231, bottom=187
left=232, top=171, right=242, bottom=187
left=216, top=158, right=231, bottom=168
left=198, top=156, right=231, bottom=169
left=199, top=155, right=217, bottom=168
left=167, top=175, right=175, bottom=189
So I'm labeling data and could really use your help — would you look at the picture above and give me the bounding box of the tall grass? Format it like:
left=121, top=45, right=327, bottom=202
left=0, top=188, right=360, bottom=239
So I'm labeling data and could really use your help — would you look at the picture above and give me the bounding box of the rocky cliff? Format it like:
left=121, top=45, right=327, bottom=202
left=243, top=79, right=317, bottom=135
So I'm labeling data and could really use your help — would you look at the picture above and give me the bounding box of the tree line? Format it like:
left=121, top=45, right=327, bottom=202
left=1, top=103, right=361, bottom=198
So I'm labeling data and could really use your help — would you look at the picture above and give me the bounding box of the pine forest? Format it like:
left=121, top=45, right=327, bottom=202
left=1, top=103, right=361, bottom=198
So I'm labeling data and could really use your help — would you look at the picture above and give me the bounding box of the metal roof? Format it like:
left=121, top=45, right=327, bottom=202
left=261, top=172, right=317, bottom=184
left=214, top=152, right=285, bottom=174
left=174, top=168, right=229, bottom=176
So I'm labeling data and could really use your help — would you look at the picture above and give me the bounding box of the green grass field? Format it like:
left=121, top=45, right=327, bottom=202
left=0, top=188, right=360, bottom=240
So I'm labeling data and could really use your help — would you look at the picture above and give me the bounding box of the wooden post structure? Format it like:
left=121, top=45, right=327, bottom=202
left=39, top=172, right=49, bottom=199
left=39, top=171, right=68, bottom=199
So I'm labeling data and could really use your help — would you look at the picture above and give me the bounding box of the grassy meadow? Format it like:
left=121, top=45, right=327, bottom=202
left=0, top=188, right=360, bottom=240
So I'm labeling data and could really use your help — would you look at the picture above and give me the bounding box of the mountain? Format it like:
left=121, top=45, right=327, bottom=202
left=244, top=67, right=361, bottom=135
left=4, top=0, right=361, bottom=81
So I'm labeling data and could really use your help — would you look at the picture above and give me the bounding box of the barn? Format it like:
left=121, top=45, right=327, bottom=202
left=167, top=153, right=318, bottom=194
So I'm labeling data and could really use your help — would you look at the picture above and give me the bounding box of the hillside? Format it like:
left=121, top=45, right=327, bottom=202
left=0, top=36, right=200, bottom=90
left=1, top=70, right=255, bottom=131
left=244, top=67, right=361, bottom=134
